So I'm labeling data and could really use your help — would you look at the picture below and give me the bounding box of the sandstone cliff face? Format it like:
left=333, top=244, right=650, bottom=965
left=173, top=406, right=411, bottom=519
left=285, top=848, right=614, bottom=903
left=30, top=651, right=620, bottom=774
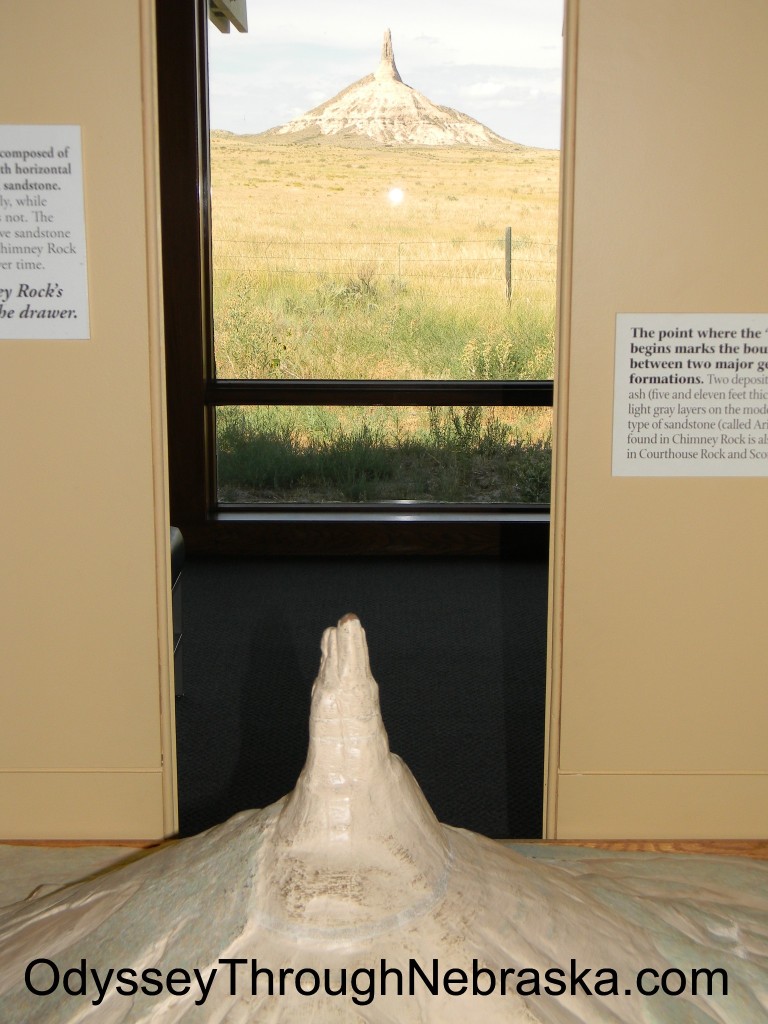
left=268, top=30, right=516, bottom=148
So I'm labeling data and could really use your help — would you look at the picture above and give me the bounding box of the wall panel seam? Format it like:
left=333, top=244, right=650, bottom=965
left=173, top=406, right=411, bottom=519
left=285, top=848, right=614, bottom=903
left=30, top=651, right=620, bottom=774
left=558, top=770, right=768, bottom=777
left=0, top=767, right=164, bottom=774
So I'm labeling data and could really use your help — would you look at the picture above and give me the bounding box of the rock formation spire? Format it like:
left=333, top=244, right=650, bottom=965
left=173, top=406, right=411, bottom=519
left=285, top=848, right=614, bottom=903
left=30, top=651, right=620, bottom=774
left=1, top=614, right=767, bottom=1022
left=264, top=614, right=452, bottom=935
left=375, top=28, right=402, bottom=83
left=270, top=28, right=515, bottom=147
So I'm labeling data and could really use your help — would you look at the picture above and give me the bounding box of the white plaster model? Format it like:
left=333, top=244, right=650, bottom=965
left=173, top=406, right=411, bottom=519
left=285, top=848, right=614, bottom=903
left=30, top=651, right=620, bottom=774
left=1, top=614, right=767, bottom=1021
left=268, top=31, right=516, bottom=148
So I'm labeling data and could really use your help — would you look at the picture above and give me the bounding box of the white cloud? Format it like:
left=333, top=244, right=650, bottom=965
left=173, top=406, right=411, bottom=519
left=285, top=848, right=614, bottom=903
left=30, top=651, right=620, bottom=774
left=464, top=81, right=507, bottom=99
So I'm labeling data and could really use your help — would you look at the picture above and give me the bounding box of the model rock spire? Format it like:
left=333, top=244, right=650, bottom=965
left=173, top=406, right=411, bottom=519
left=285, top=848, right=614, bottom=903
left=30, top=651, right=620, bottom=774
left=283, top=614, right=447, bottom=834
left=2, top=615, right=767, bottom=1022
left=264, top=614, right=451, bottom=935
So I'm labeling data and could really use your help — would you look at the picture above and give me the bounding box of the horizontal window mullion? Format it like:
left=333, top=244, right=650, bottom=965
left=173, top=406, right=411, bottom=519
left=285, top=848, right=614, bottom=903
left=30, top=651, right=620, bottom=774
left=207, top=379, right=553, bottom=407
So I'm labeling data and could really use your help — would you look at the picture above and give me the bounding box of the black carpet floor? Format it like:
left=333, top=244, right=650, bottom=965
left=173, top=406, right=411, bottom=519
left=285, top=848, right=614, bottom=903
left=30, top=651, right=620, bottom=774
left=175, top=556, right=548, bottom=840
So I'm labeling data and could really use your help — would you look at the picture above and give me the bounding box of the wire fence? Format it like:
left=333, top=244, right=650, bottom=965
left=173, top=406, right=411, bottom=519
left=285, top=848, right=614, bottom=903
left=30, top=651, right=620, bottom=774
left=211, top=228, right=557, bottom=297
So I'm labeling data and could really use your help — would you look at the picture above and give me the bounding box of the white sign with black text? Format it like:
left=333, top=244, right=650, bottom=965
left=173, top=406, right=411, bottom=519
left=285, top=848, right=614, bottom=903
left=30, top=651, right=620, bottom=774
left=0, top=124, right=90, bottom=339
left=613, top=313, right=768, bottom=476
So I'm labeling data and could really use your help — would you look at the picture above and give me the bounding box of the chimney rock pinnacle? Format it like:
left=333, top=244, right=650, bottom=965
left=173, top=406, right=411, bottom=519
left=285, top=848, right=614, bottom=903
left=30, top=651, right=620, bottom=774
left=375, top=28, right=403, bottom=83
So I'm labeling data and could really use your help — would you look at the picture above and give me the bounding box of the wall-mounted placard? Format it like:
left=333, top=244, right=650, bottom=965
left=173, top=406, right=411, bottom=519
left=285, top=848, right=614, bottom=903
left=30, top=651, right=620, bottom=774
left=0, top=125, right=89, bottom=339
left=613, top=313, right=768, bottom=476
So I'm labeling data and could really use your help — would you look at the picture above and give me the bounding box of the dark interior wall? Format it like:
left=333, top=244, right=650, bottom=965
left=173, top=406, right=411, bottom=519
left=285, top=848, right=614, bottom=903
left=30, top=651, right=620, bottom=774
left=175, top=554, right=549, bottom=839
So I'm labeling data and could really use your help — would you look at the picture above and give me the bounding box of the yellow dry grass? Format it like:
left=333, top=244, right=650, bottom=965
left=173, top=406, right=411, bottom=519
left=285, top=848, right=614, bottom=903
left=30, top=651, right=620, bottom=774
left=210, top=133, right=559, bottom=381
left=209, top=134, right=559, bottom=501
left=211, top=132, right=559, bottom=249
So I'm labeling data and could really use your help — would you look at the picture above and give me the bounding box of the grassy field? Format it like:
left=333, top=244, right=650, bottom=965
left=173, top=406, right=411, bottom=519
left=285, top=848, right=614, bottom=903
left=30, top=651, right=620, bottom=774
left=210, top=133, right=559, bottom=502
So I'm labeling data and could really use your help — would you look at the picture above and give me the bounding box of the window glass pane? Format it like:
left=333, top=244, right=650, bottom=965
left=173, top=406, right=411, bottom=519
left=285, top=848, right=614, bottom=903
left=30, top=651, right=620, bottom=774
left=208, top=12, right=561, bottom=381
left=216, top=405, right=551, bottom=504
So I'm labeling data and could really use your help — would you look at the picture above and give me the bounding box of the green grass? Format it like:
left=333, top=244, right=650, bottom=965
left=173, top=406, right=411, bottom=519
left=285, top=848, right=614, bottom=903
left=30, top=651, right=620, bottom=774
left=213, top=266, right=555, bottom=381
left=217, top=405, right=552, bottom=504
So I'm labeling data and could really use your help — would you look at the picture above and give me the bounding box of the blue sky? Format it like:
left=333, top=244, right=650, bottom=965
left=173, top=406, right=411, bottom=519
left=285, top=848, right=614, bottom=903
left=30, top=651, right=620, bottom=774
left=208, top=0, right=564, bottom=149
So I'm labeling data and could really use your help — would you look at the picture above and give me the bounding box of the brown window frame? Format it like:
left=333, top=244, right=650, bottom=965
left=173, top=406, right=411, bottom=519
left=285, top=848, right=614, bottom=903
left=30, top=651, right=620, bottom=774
left=155, top=0, right=553, bottom=556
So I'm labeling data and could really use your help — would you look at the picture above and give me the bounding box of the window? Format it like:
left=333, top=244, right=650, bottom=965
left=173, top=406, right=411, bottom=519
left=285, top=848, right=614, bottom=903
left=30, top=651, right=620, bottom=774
left=156, top=0, right=559, bottom=554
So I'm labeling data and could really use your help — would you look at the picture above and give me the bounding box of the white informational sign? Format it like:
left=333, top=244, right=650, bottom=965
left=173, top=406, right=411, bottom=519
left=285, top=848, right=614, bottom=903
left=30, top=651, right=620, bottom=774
left=0, top=125, right=90, bottom=339
left=613, top=313, right=768, bottom=476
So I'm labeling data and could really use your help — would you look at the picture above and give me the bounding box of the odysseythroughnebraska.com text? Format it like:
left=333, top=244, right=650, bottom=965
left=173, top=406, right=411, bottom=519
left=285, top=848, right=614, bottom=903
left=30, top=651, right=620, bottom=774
left=24, top=956, right=729, bottom=1007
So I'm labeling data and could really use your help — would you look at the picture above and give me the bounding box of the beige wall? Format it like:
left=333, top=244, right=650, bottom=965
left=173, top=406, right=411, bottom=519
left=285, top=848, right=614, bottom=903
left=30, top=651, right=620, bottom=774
left=547, top=0, right=768, bottom=838
left=0, top=1, right=175, bottom=838
left=2, top=0, right=765, bottom=843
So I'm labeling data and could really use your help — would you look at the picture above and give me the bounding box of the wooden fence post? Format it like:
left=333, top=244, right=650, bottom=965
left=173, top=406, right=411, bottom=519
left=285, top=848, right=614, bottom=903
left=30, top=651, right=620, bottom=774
left=504, top=226, right=512, bottom=301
